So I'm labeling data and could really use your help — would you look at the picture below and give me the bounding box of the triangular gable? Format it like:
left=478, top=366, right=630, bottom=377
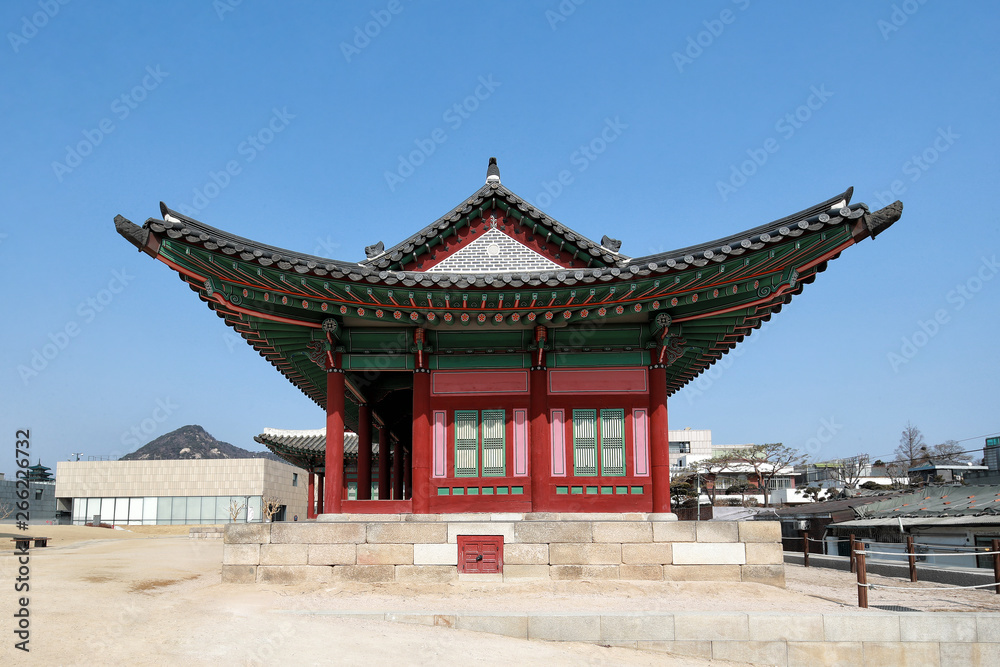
left=425, top=227, right=563, bottom=273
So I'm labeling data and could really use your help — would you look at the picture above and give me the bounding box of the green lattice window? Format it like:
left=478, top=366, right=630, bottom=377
left=481, top=409, right=506, bottom=477
left=454, top=410, right=479, bottom=477
left=454, top=410, right=506, bottom=477
left=573, top=409, right=597, bottom=476
left=600, top=409, right=625, bottom=477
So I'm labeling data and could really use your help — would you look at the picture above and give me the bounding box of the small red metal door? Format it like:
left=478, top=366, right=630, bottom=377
left=457, top=535, right=504, bottom=574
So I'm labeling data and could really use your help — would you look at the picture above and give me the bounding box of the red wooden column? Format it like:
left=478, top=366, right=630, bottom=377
left=529, top=326, right=549, bottom=511
left=649, top=364, right=671, bottom=513
left=316, top=472, right=324, bottom=514
left=377, top=426, right=390, bottom=500
left=306, top=468, right=316, bottom=519
left=325, top=364, right=346, bottom=514
left=392, top=442, right=404, bottom=500
left=357, top=404, right=373, bottom=500
left=411, top=328, right=431, bottom=513
left=403, top=448, right=412, bottom=500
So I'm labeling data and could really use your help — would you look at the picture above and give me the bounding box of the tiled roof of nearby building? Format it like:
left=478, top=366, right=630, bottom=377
left=854, top=485, right=1000, bottom=519
left=255, top=428, right=369, bottom=469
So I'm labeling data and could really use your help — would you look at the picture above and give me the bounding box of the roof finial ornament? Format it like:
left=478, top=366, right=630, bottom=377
left=364, top=240, right=385, bottom=259
left=601, top=235, right=622, bottom=253
left=486, top=157, right=501, bottom=185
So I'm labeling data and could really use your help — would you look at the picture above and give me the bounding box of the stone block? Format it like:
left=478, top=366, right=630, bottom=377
left=862, top=642, right=940, bottom=667
left=738, top=520, right=781, bottom=543
left=260, top=543, right=309, bottom=566
left=900, top=614, right=977, bottom=643
left=786, top=641, right=863, bottom=667
left=549, top=543, right=622, bottom=565
left=622, top=542, right=673, bottom=565
left=652, top=521, right=696, bottom=543
left=256, top=565, right=332, bottom=584
left=502, top=564, right=550, bottom=580
left=386, top=613, right=456, bottom=627
left=940, top=642, right=1000, bottom=667
left=694, top=521, right=738, bottom=543
left=394, top=565, right=457, bottom=583
left=366, top=522, right=447, bottom=544
left=332, top=564, right=395, bottom=582
left=978, top=615, right=1000, bottom=642
left=592, top=521, right=652, bottom=543
left=456, top=614, right=528, bottom=639
left=514, top=521, right=592, bottom=544
left=748, top=614, right=824, bottom=642
left=673, top=542, right=745, bottom=565
left=271, top=522, right=366, bottom=544
left=741, top=564, right=785, bottom=588
left=458, top=572, right=503, bottom=582
left=224, top=523, right=270, bottom=544
left=600, top=614, right=674, bottom=641
left=413, top=543, right=458, bottom=565
left=549, top=565, right=620, bottom=580
left=447, top=522, right=515, bottom=543
left=637, top=640, right=711, bottom=660
left=527, top=615, right=601, bottom=642
left=663, top=565, right=741, bottom=582
left=357, top=543, right=413, bottom=565
left=823, top=614, right=900, bottom=642
left=223, top=543, right=260, bottom=566
left=744, top=542, right=783, bottom=565
left=503, top=543, right=549, bottom=565
left=307, top=543, right=356, bottom=565
left=711, top=641, right=787, bottom=665
left=674, top=612, right=748, bottom=641
left=619, top=564, right=664, bottom=581
left=221, top=565, right=256, bottom=584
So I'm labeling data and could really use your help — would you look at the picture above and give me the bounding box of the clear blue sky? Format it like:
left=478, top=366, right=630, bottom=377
left=2, top=1, right=998, bottom=478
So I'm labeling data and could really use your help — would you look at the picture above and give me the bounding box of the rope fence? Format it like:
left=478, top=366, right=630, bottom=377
left=850, top=537, right=1000, bottom=608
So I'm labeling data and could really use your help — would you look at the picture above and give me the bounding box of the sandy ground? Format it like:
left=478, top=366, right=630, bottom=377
left=2, top=526, right=999, bottom=665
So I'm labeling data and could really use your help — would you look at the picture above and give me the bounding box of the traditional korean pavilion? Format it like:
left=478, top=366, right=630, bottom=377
left=115, top=158, right=903, bottom=517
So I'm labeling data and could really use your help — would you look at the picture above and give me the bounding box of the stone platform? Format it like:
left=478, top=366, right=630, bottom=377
left=222, top=513, right=784, bottom=586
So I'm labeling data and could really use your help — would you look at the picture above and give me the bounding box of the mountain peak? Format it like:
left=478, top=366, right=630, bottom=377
left=120, top=425, right=278, bottom=462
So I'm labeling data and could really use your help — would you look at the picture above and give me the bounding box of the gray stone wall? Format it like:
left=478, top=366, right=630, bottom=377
left=222, top=515, right=784, bottom=586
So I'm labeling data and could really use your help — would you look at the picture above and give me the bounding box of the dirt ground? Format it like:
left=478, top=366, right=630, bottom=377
left=2, top=526, right=999, bottom=665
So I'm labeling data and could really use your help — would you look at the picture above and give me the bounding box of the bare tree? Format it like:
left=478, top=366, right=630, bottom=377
left=0, top=500, right=12, bottom=520
left=895, top=422, right=927, bottom=468
left=830, top=454, right=870, bottom=489
left=730, top=443, right=806, bottom=506
left=685, top=452, right=734, bottom=505
left=931, top=440, right=972, bottom=463
left=227, top=498, right=246, bottom=523
left=885, top=459, right=911, bottom=488
left=260, top=496, right=283, bottom=522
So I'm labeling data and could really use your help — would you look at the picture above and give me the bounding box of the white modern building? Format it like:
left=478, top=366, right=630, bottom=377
left=55, top=458, right=306, bottom=525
